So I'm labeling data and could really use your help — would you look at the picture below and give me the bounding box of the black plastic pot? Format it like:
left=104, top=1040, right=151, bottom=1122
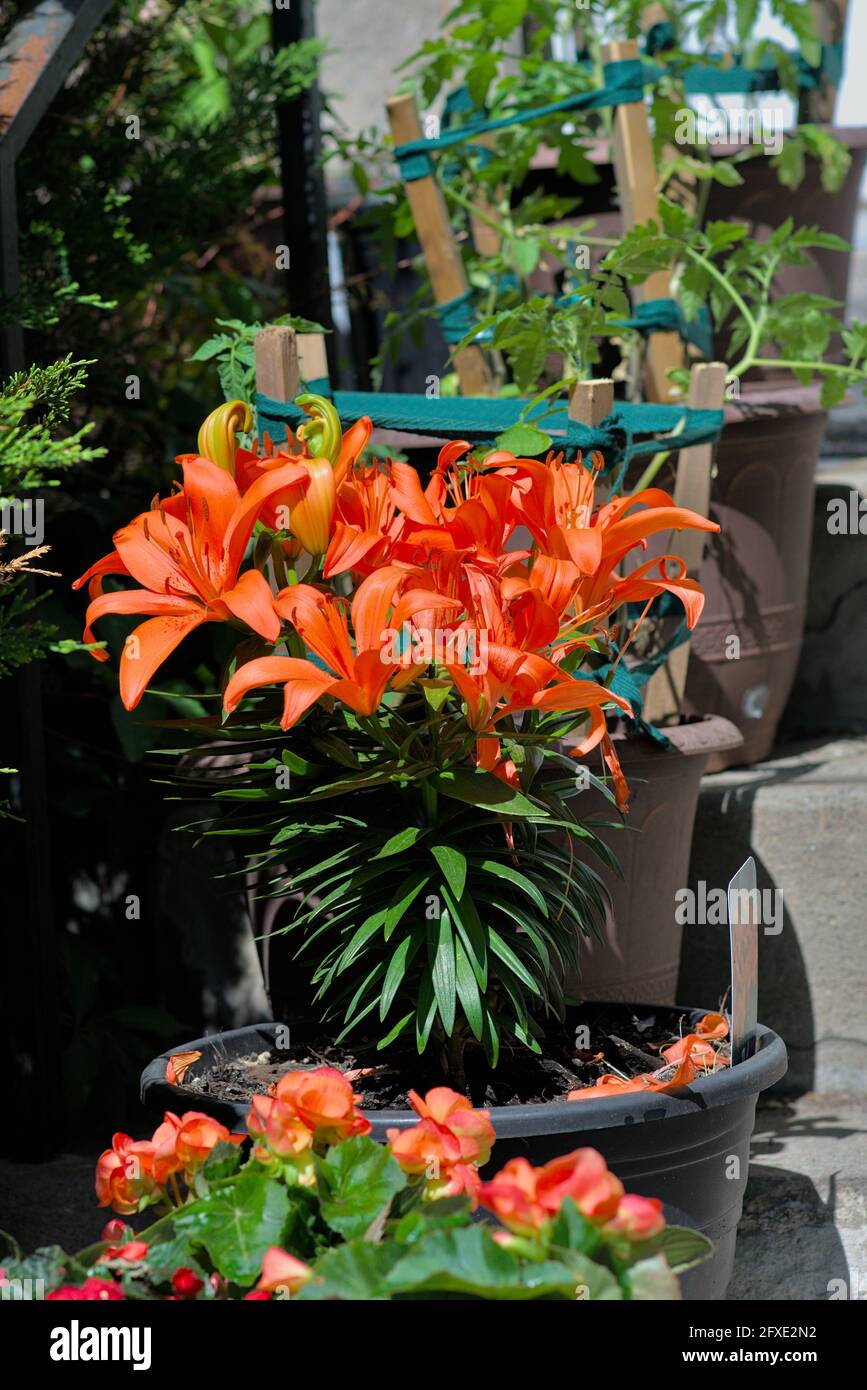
left=142, top=1007, right=786, bottom=1301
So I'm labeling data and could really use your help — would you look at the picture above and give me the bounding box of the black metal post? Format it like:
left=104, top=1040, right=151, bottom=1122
left=271, top=0, right=334, bottom=335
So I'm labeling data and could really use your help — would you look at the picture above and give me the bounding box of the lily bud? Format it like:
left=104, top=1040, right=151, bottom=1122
left=286, top=456, right=336, bottom=556
left=295, top=394, right=342, bottom=466
left=197, top=400, right=253, bottom=476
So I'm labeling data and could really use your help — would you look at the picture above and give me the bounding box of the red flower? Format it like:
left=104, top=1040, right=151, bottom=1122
left=47, top=1277, right=125, bottom=1301
left=171, top=1267, right=204, bottom=1298
left=99, top=1241, right=148, bottom=1264
left=99, top=1219, right=132, bottom=1244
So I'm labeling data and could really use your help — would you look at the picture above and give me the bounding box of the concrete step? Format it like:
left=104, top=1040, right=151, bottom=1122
left=679, top=735, right=867, bottom=1096
left=730, top=1091, right=867, bottom=1301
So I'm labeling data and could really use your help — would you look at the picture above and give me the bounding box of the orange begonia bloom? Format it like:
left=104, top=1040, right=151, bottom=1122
left=256, top=1247, right=313, bottom=1296
left=388, top=1087, right=494, bottom=1204
left=478, top=1147, right=624, bottom=1236
left=73, top=455, right=306, bottom=709
left=151, top=1111, right=243, bottom=1185
left=604, top=1193, right=665, bottom=1241
left=247, top=1094, right=315, bottom=1161
left=273, top=1066, right=371, bottom=1145
left=95, top=1134, right=160, bottom=1215
left=408, top=1086, right=494, bottom=1164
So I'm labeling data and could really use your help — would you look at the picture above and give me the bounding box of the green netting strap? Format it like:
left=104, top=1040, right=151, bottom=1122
left=434, top=289, right=492, bottom=345
left=257, top=389, right=723, bottom=476
left=304, top=376, right=331, bottom=395
left=583, top=601, right=693, bottom=747
left=614, top=298, right=714, bottom=357
left=679, top=43, right=844, bottom=96
left=436, top=289, right=713, bottom=353
left=394, top=58, right=649, bottom=182
left=641, top=23, right=844, bottom=93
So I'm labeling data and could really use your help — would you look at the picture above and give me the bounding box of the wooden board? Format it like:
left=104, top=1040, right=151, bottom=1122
left=387, top=93, right=493, bottom=397
left=603, top=39, right=684, bottom=403
left=641, top=361, right=728, bottom=724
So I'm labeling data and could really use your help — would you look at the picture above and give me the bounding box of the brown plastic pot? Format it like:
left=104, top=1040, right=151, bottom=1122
left=561, top=715, right=742, bottom=1004
left=683, top=385, right=827, bottom=770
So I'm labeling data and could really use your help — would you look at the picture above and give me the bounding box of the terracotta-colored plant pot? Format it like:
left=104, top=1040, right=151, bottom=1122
left=683, top=385, right=827, bottom=771
left=561, top=715, right=742, bottom=1004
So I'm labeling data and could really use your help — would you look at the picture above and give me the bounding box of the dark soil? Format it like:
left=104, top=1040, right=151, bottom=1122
left=184, top=1003, right=721, bottom=1112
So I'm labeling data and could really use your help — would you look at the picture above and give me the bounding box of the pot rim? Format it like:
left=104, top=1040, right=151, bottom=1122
left=141, top=1007, right=787, bottom=1138
left=567, top=713, right=743, bottom=760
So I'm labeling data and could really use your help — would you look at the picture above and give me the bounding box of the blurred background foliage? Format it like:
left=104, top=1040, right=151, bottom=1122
left=0, top=0, right=324, bottom=1129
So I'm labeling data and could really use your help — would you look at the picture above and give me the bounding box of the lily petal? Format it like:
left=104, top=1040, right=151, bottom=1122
left=224, top=656, right=337, bottom=729
left=120, top=611, right=210, bottom=710
left=221, top=568, right=280, bottom=642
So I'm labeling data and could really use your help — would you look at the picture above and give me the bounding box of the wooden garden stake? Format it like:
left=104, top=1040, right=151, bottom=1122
left=467, top=133, right=503, bottom=258
left=569, top=377, right=615, bottom=503
left=803, top=0, right=848, bottom=123
left=640, top=5, right=699, bottom=227
left=642, top=361, right=728, bottom=724
left=603, top=39, right=684, bottom=403
left=387, top=93, right=494, bottom=396
left=568, top=377, right=614, bottom=428
left=254, top=324, right=301, bottom=403
left=297, top=331, right=329, bottom=386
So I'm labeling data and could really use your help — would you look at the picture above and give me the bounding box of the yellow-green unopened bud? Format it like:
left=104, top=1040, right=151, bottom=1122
left=197, top=400, right=252, bottom=475
left=295, top=393, right=342, bottom=467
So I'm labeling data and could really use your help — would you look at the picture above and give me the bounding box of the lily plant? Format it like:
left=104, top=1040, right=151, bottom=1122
left=77, top=396, right=718, bottom=1086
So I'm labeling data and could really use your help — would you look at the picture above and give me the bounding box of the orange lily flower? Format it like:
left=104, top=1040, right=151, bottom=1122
left=233, top=414, right=372, bottom=545
left=275, top=398, right=372, bottom=555
left=73, top=454, right=305, bottom=710
left=499, top=453, right=718, bottom=634
left=324, top=462, right=399, bottom=578
left=390, top=444, right=528, bottom=573
left=223, top=567, right=450, bottom=728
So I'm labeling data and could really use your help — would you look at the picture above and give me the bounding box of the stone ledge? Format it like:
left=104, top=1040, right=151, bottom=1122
left=681, top=737, right=867, bottom=1096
